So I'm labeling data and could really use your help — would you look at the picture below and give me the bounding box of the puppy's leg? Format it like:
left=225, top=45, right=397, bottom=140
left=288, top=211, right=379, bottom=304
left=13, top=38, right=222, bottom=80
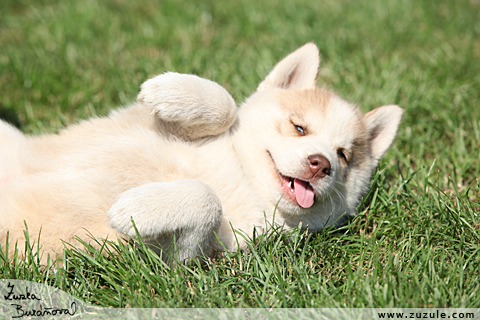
left=137, top=72, right=237, bottom=140
left=107, top=180, right=223, bottom=264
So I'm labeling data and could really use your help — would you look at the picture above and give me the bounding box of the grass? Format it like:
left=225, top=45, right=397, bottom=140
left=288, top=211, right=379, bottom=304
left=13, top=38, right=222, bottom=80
left=1, top=0, right=479, bottom=309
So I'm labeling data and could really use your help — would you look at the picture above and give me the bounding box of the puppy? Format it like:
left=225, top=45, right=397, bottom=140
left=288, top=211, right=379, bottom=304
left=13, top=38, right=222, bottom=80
left=0, top=43, right=403, bottom=263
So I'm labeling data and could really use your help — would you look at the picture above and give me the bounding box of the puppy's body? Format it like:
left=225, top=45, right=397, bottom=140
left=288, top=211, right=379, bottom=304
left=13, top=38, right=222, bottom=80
left=0, top=43, right=403, bottom=263
left=0, top=103, right=261, bottom=255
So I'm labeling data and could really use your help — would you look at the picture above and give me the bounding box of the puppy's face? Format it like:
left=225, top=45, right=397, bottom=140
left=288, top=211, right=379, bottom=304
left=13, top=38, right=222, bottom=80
left=233, top=43, right=403, bottom=229
left=236, top=88, right=373, bottom=228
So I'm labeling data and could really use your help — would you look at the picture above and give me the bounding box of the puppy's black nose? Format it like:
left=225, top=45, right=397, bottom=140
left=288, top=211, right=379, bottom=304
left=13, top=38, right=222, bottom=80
left=308, top=155, right=331, bottom=178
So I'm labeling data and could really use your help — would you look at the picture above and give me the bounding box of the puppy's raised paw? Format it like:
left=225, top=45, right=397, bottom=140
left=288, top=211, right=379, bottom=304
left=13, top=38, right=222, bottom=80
left=138, top=72, right=237, bottom=140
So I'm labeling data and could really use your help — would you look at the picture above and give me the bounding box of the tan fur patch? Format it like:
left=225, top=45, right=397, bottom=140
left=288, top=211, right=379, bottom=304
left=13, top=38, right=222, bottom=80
left=275, top=88, right=331, bottom=116
left=273, top=88, right=332, bottom=137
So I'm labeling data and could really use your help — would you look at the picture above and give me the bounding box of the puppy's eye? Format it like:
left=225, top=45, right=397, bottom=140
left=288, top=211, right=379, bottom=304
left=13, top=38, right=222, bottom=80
left=294, top=125, right=305, bottom=136
left=337, top=149, right=348, bottom=164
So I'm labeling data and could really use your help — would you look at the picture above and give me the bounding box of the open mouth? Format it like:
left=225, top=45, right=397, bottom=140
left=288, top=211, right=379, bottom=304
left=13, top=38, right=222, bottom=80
left=280, top=174, right=315, bottom=209
left=267, top=151, right=315, bottom=209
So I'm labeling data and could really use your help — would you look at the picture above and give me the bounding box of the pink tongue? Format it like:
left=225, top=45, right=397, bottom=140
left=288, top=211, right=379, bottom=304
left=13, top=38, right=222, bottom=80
left=293, top=178, right=315, bottom=208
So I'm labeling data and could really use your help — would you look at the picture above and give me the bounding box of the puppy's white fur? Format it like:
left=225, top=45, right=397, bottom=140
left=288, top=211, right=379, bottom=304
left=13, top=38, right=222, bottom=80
left=0, top=43, right=403, bottom=263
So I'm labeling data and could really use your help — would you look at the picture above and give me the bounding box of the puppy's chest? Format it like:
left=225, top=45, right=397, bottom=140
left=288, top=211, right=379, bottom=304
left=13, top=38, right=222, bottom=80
left=188, top=147, right=270, bottom=223
left=104, top=132, right=269, bottom=222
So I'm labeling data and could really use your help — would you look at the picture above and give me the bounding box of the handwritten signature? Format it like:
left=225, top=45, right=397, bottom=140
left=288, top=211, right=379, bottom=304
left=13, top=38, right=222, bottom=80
left=3, top=282, right=78, bottom=318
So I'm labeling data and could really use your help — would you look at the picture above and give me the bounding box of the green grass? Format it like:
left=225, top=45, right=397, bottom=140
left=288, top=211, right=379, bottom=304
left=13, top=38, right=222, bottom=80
left=1, top=0, right=479, bottom=308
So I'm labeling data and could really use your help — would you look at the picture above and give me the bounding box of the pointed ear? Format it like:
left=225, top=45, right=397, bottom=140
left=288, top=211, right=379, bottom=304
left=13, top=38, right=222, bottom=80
left=363, top=105, right=404, bottom=161
left=257, top=42, right=320, bottom=91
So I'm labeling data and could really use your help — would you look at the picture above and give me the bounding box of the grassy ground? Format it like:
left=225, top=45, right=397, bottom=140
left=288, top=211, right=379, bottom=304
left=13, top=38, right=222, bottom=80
left=1, top=0, right=479, bottom=308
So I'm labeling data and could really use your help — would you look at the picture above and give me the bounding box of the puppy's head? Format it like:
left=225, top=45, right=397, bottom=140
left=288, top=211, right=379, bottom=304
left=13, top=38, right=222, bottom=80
left=234, top=43, right=403, bottom=229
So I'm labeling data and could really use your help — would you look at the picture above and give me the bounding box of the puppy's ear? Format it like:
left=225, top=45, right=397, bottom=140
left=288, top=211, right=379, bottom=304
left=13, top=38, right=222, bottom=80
left=257, top=42, right=320, bottom=91
left=363, top=105, right=404, bottom=161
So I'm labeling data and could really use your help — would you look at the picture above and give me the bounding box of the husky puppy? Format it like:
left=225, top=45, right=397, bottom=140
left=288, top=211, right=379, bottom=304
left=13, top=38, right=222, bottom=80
left=0, top=43, right=403, bottom=263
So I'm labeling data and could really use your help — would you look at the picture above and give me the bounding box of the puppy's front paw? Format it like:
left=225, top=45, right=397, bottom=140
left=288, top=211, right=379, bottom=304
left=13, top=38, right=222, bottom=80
left=137, top=72, right=237, bottom=139
left=107, top=180, right=223, bottom=240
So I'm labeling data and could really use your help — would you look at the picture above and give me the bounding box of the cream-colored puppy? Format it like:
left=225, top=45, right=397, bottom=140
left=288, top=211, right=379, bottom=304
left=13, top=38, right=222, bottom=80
left=0, top=43, right=403, bottom=263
